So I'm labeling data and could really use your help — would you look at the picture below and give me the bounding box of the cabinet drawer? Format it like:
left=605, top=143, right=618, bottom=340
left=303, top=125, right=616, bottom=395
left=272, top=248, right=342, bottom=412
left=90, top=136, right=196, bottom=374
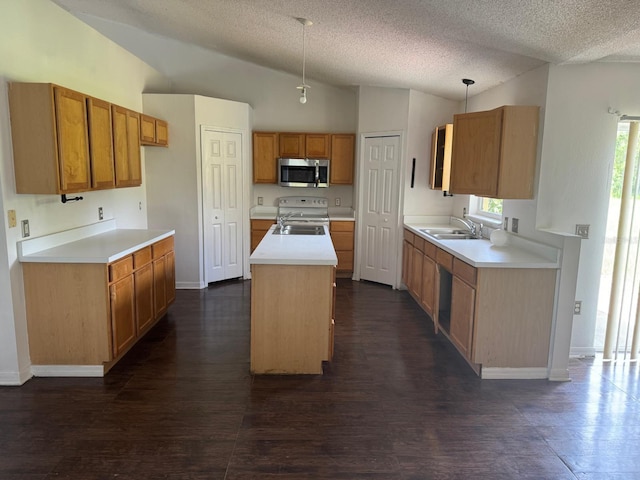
left=109, top=256, right=133, bottom=282
left=133, top=246, right=152, bottom=268
left=330, top=221, right=354, bottom=232
left=423, top=241, right=437, bottom=259
left=404, top=229, right=414, bottom=245
left=436, top=248, right=453, bottom=271
left=152, top=236, right=174, bottom=259
left=453, top=258, right=477, bottom=287
left=413, top=236, right=425, bottom=253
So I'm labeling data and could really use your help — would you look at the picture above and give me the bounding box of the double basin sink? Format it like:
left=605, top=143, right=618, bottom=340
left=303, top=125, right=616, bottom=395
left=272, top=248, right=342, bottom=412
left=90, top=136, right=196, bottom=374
left=419, top=227, right=477, bottom=240
left=273, top=225, right=325, bottom=236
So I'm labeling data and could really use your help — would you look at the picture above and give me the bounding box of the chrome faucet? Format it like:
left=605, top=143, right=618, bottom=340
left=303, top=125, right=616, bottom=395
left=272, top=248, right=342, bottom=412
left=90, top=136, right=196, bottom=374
left=451, top=216, right=483, bottom=238
left=277, top=212, right=301, bottom=229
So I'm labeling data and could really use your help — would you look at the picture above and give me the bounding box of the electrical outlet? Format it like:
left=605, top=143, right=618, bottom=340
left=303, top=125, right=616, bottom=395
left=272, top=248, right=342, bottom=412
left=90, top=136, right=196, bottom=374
left=258, top=197, right=264, bottom=206
left=98, top=207, right=104, bottom=221
left=512, top=218, right=519, bottom=234
left=574, top=301, right=582, bottom=315
left=7, top=210, right=16, bottom=228
left=21, top=219, right=30, bottom=238
left=576, top=224, right=590, bottom=239
left=335, top=197, right=341, bottom=206
left=503, top=217, right=509, bottom=230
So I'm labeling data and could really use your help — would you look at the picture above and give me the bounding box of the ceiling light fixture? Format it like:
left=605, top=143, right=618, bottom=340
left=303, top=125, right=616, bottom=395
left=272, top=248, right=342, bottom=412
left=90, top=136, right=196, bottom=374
left=296, top=17, right=312, bottom=104
left=462, top=78, right=475, bottom=113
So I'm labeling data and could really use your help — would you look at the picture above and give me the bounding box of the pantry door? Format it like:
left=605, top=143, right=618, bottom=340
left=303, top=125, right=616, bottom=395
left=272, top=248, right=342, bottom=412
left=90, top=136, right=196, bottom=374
left=202, top=129, right=243, bottom=283
left=359, top=134, right=401, bottom=286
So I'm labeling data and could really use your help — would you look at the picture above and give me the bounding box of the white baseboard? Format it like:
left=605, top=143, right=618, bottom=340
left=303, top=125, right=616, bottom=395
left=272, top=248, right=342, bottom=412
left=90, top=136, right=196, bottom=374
left=548, top=367, right=572, bottom=382
left=176, top=281, right=206, bottom=289
left=31, top=365, right=105, bottom=377
left=481, top=367, right=548, bottom=380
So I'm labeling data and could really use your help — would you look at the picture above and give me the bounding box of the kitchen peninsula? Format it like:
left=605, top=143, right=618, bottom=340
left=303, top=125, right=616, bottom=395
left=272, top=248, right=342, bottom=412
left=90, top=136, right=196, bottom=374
left=250, top=224, right=337, bottom=374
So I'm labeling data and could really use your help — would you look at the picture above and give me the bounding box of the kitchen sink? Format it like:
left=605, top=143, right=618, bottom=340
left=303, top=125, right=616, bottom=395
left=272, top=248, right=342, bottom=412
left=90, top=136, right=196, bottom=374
left=419, top=228, right=478, bottom=240
left=273, top=225, right=326, bottom=235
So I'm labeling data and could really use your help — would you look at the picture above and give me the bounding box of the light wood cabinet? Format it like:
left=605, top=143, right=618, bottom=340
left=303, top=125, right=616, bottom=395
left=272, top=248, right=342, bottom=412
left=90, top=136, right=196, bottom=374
left=253, top=132, right=279, bottom=183
left=279, top=132, right=331, bottom=158
left=23, top=236, right=176, bottom=373
left=330, top=221, right=355, bottom=275
left=279, top=132, right=306, bottom=157
left=330, top=134, right=355, bottom=185
left=429, top=124, right=452, bottom=191
left=251, top=219, right=276, bottom=252
left=140, top=114, right=169, bottom=147
left=113, top=105, right=142, bottom=188
left=8, top=83, right=91, bottom=194
left=402, top=228, right=557, bottom=373
left=87, top=97, right=115, bottom=190
left=450, top=105, right=539, bottom=199
left=152, top=236, right=175, bottom=318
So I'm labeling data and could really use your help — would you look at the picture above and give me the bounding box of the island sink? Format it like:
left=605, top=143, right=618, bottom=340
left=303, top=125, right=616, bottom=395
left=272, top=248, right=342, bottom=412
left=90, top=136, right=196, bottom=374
left=273, top=225, right=325, bottom=235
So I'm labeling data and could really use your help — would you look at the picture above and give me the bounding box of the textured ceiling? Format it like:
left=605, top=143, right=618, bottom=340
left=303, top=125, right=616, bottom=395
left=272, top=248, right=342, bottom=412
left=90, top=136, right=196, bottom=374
left=52, top=0, right=640, bottom=100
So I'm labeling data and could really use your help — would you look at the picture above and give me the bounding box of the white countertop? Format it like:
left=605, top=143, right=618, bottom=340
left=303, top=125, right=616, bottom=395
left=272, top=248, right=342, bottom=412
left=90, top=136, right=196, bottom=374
left=18, top=220, right=175, bottom=264
left=250, top=225, right=338, bottom=266
left=250, top=206, right=355, bottom=221
left=404, top=222, right=559, bottom=269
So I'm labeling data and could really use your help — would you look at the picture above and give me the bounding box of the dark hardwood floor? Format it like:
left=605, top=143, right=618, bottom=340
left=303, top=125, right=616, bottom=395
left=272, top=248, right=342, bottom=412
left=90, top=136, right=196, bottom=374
left=2, top=279, right=640, bottom=479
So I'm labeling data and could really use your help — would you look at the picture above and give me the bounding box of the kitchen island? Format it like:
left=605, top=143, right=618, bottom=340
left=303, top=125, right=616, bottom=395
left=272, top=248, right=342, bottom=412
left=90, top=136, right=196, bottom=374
left=250, top=224, right=337, bottom=374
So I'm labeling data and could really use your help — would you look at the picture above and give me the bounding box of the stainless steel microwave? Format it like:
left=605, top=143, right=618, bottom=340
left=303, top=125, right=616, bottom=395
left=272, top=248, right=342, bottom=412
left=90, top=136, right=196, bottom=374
left=278, top=158, right=329, bottom=188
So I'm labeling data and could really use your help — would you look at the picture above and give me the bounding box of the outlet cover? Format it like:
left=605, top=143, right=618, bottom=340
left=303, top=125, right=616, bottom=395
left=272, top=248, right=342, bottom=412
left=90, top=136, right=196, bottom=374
left=512, top=218, right=519, bottom=234
left=574, top=300, right=582, bottom=315
left=257, top=197, right=264, bottom=206
left=98, top=207, right=104, bottom=220
left=21, top=219, right=30, bottom=238
left=576, top=224, right=590, bottom=239
left=503, top=217, right=509, bottom=230
left=7, top=210, right=16, bottom=228
left=335, top=197, right=341, bottom=206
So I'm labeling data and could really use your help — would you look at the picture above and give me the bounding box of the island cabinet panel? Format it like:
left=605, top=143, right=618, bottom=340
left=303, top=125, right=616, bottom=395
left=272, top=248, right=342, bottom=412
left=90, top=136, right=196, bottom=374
left=252, top=132, right=279, bottom=183
left=450, top=105, right=539, bottom=199
left=251, top=264, right=333, bottom=374
left=23, top=236, right=176, bottom=373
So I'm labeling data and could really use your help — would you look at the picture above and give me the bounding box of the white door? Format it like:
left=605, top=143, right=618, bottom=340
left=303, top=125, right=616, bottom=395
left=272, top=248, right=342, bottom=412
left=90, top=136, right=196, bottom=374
left=202, top=130, right=243, bottom=283
left=359, top=135, right=401, bottom=286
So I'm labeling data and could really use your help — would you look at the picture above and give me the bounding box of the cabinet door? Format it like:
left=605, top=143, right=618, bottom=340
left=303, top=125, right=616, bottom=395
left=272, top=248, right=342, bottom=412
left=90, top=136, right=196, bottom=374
left=54, top=86, right=91, bottom=193
left=430, top=124, right=452, bottom=191
left=409, top=245, right=423, bottom=300
left=251, top=220, right=276, bottom=252
left=306, top=134, right=331, bottom=158
left=155, top=119, right=169, bottom=146
left=330, top=134, right=355, bottom=185
left=166, top=250, right=176, bottom=305
left=153, top=256, right=167, bottom=318
left=450, top=108, right=502, bottom=197
left=450, top=276, right=475, bottom=359
left=113, top=106, right=141, bottom=188
left=279, top=133, right=305, bottom=157
left=87, top=97, right=115, bottom=190
left=110, top=274, right=136, bottom=357
left=402, top=239, right=411, bottom=287
left=253, top=132, right=278, bottom=183
left=135, top=263, right=154, bottom=334
left=421, top=254, right=436, bottom=316
left=140, top=114, right=156, bottom=144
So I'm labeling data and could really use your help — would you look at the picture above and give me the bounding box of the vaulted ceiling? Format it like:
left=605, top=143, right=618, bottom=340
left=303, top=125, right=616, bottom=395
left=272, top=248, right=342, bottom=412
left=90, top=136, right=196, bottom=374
left=52, top=0, right=640, bottom=100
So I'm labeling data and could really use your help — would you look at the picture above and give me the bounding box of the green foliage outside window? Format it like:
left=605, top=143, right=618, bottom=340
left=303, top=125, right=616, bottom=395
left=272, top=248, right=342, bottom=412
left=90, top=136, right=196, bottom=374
left=481, top=197, right=503, bottom=215
left=610, top=131, right=640, bottom=199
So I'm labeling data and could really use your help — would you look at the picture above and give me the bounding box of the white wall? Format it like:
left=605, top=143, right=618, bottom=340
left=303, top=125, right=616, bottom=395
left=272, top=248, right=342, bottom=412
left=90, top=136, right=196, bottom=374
left=537, top=63, right=640, bottom=355
left=0, top=0, right=170, bottom=384
left=143, top=94, right=252, bottom=288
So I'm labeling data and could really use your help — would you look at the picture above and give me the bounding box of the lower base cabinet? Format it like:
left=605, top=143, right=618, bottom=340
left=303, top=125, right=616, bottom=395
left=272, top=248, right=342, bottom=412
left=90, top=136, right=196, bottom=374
left=23, top=236, right=176, bottom=373
left=403, top=228, right=556, bottom=374
left=251, top=219, right=276, bottom=252
left=329, top=221, right=355, bottom=276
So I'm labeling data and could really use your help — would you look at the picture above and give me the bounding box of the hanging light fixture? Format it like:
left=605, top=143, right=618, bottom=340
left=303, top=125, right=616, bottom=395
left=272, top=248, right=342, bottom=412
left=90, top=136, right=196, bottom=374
left=462, top=78, right=475, bottom=112
left=296, top=18, right=312, bottom=104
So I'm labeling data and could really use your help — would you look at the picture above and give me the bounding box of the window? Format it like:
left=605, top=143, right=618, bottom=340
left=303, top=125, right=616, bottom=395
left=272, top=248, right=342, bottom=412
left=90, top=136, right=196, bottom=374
left=478, top=196, right=503, bottom=219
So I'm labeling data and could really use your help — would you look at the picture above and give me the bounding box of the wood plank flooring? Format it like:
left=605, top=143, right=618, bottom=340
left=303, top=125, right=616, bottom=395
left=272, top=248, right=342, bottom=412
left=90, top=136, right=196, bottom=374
left=1, top=278, right=639, bottom=479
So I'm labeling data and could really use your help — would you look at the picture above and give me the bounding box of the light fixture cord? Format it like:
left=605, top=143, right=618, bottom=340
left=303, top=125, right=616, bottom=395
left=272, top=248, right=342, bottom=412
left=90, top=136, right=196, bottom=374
left=301, top=22, right=306, bottom=86
left=465, top=85, right=469, bottom=113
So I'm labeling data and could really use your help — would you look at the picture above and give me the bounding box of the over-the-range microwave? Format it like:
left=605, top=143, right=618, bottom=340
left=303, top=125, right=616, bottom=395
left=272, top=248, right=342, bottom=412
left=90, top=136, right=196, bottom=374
left=278, top=158, right=329, bottom=188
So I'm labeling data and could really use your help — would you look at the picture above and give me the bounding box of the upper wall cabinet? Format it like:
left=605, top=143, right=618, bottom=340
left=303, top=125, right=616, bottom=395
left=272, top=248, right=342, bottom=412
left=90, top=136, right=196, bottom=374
left=330, top=134, right=355, bottom=185
left=87, top=97, right=116, bottom=190
left=449, top=105, right=539, bottom=199
left=253, top=131, right=355, bottom=185
left=140, top=114, right=169, bottom=147
left=9, top=83, right=92, bottom=194
left=253, top=131, right=279, bottom=184
left=430, top=124, right=453, bottom=191
left=112, top=105, right=142, bottom=188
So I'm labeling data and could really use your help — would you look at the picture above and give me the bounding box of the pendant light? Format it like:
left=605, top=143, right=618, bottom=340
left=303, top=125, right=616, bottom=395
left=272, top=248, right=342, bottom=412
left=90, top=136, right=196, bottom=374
left=462, top=78, right=475, bottom=112
left=296, top=18, right=312, bottom=104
